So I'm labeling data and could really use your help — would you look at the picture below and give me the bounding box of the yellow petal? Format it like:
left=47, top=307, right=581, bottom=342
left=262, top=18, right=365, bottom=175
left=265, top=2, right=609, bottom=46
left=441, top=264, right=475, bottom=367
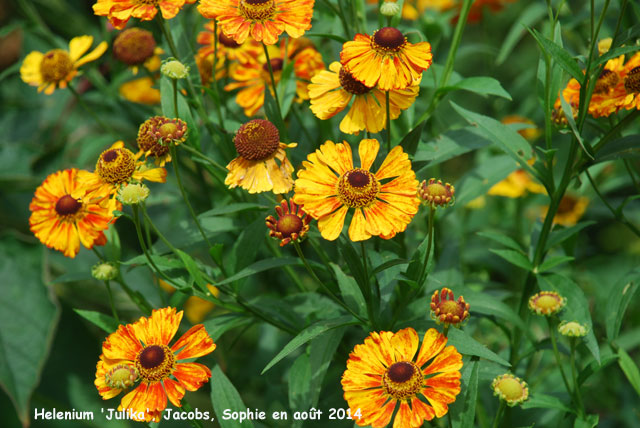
left=75, top=41, right=108, bottom=68
left=317, top=205, right=348, bottom=241
left=358, top=139, right=380, bottom=171
left=20, top=51, right=44, bottom=86
left=348, top=208, right=370, bottom=241
left=68, top=35, right=94, bottom=63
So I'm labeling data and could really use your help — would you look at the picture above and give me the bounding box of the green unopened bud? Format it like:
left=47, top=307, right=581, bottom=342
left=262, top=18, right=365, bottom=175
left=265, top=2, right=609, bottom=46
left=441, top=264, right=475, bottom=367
left=117, top=183, right=150, bottom=205
left=161, top=58, right=189, bottom=79
left=381, top=1, right=400, bottom=16
left=92, top=262, right=118, bottom=281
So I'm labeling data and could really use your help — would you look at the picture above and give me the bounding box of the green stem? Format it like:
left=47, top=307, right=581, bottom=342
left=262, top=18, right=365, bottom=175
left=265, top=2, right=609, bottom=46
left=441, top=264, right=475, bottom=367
left=416, top=207, right=436, bottom=290
left=104, top=280, right=120, bottom=323
left=169, top=144, right=213, bottom=249
left=67, top=84, right=117, bottom=137
left=385, top=91, right=391, bottom=152
left=180, top=143, right=229, bottom=173
left=547, top=318, right=574, bottom=400
left=570, top=339, right=586, bottom=418
left=261, top=42, right=288, bottom=140
left=293, top=241, right=368, bottom=324
left=492, top=401, right=506, bottom=428
left=171, top=78, right=179, bottom=116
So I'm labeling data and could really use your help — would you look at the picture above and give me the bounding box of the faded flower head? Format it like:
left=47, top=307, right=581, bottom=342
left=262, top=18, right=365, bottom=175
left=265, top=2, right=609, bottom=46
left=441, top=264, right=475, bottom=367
left=492, top=373, right=529, bottom=407
left=266, top=199, right=312, bottom=246
left=419, top=178, right=455, bottom=208
left=528, top=291, right=566, bottom=316
left=430, top=288, right=470, bottom=327
left=558, top=320, right=588, bottom=337
left=137, top=116, right=187, bottom=165
left=113, top=28, right=156, bottom=66
left=117, top=183, right=150, bottom=205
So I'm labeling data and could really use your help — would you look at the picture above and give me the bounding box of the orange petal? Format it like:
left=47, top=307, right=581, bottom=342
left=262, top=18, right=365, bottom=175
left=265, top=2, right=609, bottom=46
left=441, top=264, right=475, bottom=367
left=172, top=324, right=216, bottom=360
left=390, top=327, right=419, bottom=362
left=173, top=362, right=212, bottom=391
left=163, top=378, right=186, bottom=407
left=415, top=328, right=447, bottom=368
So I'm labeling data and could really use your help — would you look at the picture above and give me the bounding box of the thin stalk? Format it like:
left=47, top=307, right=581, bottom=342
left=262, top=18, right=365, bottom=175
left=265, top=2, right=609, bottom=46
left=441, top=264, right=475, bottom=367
left=262, top=42, right=287, bottom=139
left=169, top=143, right=213, bottom=249
left=171, top=78, right=179, bottom=116
left=180, top=143, right=228, bottom=173
left=492, top=401, right=506, bottom=428
left=547, top=318, right=574, bottom=401
left=569, top=339, right=586, bottom=418
left=293, top=241, right=368, bottom=324
left=386, top=91, right=391, bottom=152
left=585, top=169, right=640, bottom=237
left=361, top=241, right=380, bottom=329
left=624, top=159, right=640, bottom=194
left=416, top=207, right=436, bottom=289
left=104, top=280, right=120, bottom=323
left=67, top=84, right=117, bottom=137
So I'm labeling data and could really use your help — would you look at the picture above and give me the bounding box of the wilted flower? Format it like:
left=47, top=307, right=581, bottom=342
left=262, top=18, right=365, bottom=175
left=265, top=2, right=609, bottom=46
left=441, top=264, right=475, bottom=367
left=265, top=199, right=312, bottom=246
left=430, top=288, right=470, bottom=327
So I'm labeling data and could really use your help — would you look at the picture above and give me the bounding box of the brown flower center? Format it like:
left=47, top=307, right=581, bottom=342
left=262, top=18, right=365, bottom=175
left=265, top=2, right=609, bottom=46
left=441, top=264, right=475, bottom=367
left=372, top=27, right=406, bottom=52
left=113, top=28, right=156, bottom=66
left=135, top=344, right=175, bottom=382
left=219, top=32, right=241, bottom=48
left=234, top=119, right=280, bottom=161
left=594, top=69, right=619, bottom=94
left=239, top=0, right=276, bottom=21
left=337, top=168, right=380, bottom=208
left=277, top=214, right=303, bottom=238
left=382, top=361, right=422, bottom=400
left=96, top=147, right=136, bottom=185
left=55, top=194, right=82, bottom=216
left=339, top=67, right=372, bottom=95
left=624, top=66, right=640, bottom=94
left=40, top=49, right=73, bottom=83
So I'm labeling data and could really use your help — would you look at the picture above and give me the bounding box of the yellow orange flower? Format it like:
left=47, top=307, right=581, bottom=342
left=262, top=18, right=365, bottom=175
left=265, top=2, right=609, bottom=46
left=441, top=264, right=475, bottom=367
left=342, top=327, right=462, bottom=427
left=95, top=307, right=216, bottom=422
left=119, top=77, right=161, bottom=104
left=617, top=52, right=640, bottom=111
left=309, top=62, right=419, bottom=134
left=93, top=0, right=186, bottom=30
left=29, top=169, right=116, bottom=258
left=293, top=139, right=420, bottom=241
left=542, top=194, right=589, bottom=226
left=225, top=119, right=296, bottom=194
left=197, top=21, right=262, bottom=65
left=430, top=288, right=470, bottom=327
left=20, top=35, right=107, bottom=95
left=198, top=0, right=315, bottom=45
left=340, top=27, right=432, bottom=91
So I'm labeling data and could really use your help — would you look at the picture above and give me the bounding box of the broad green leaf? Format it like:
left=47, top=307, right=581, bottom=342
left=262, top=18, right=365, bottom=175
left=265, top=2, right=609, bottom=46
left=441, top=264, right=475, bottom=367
left=455, top=155, right=518, bottom=206
left=458, top=358, right=479, bottom=428
left=595, top=45, right=640, bottom=67
left=528, top=28, right=583, bottom=81
left=50, top=271, right=93, bottom=284
left=210, top=365, right=255, bottom=428
left=439, top=77, right=512, bottom=100
left=73, top=309, right=119, bottom=333
left=496, top=2, right=547, bottom=65
left=450, top=102, right=539, bottom=181
left=559, top=92, right=594, bottom=159
left=103, top=226, right=121, bottom=263
left=288, top=353, right=311, bottom=428
left=447, top=328, right=510, bottom=366
left=617, top=347, right=640, bottom=397
left=538, top=274, right=600, bottom=363
left=330, top=263, right=367, bottom=318
left=399, top=120, right=425, bottom=156
left=0, top=239, right=60, bottom=426
left=216, top=257, right=302, bottom=286
left=199, top=217, right=236, bottom=233
left=203, top=314, right=252, bottom=341
left=594, top=136, right=640, bottom=163
left=537, top=256, right=575, bottom=273
left=462, top=289, right=532, bottom=339
left=414, top=126, right=491, bottom=170
left=122, top=254, right=183, bottom=269
left=578, top=351, right=618, bottom=386
left=338, top=238, right=369, bottom=296
left=176, top=249, right=208, bottom=289
left=372, top=259, right=410, bottom=275
left=605, top=269, right=640, bottom=341
left=545, top=221, right=596, bottom=252
left=261, top=316, right=357, bottom=374
left=477, top=231, right=524, bottom=252
left=304, top=32, right=348, bottom=43
left=489, top=249, right=533, bottom=271
left=263, top=83, right=286, bottom=135
left=522, top=393, right=573, bottom=413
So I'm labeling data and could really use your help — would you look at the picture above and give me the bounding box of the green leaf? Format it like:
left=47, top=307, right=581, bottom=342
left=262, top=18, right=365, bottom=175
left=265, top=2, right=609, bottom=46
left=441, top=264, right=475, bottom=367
left=372, top=258, right=410, bottom=275
left=537, top=256, right=575, bottom=273
left=559, top=92, right=594, bottom=159
left=304, top=32, right=348, bottom=43
left=455, top=155, right=518, bottom=206
left=447, top=328, right=510, bottom=366
left=605, top=269, right=640, bottom=341
left=462, top=289, right=531, bottom=339
left=439, top=77, right=512, bottom=100
left=122, top=254, right=183, bottom=269
left=50, top=271, right=93, bottom=284
left=617, top=347, right=640, bottom=397
left=176, top=249, right=208, bottom=289
left=528, top=28, right=583, bottom=81
left=103, top=226, right=121, bottom=263
left=414, top=126, right=491, bottom=169
left=496, top=2, right=547, bottom=65
left=574, top=414, right=599, bottom=428
left=578, top=351, right=618, bottom=386
left=595, top=45, right=640, bottom=67
left=210, top=365, right=255, bottom=428
left=216, top=257, right=302, bottom=286
left=489, top=249, right=533, bottom=271
left=200, top=203, right=266, bottom=217
left=477, top=231, right=524, bottom=252
left=330, top=263, right=367, bottom=318
left=203, top=314, right=252, bottom=341
left=399, top=120, right=425, bottom=156
left=522, top=393, right=573, bottom=413
left=458, top=358, right=479, bottom=428
left=545, top=221, right=596, bottom=252
left=0, top=239, right=60, bottom=426
left=261, top=316, right=357, bottom=374
left=73, top=310, right=119, bottom=333
left=263, top=83, right=286, bottom=134
left=338, top=238, right=369, bottom=295
left=450, top=102, right=540, bottom=181
left=538, top=274, right=600, bottom=363
left=594, top=136, right=640, bottom=163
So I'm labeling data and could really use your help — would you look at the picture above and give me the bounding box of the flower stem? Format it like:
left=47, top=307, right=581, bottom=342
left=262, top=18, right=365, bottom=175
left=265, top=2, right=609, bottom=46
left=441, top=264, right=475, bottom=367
left=417, top=207, right=436, bottom=291
left=492, top=401, right=506, bottom=428
left=171, top=78, right=179, bottom=116
left=385, top=90, right=391, bottom=152
left=547, top=318, right=574, bottom=401
left=180, top=143, right=228, bottom=173
left=104, top=280, right=120, bottom=323
left=261, top=42, right=288, bottom=140
left=569, top=338, right=586, bottom=418
left=67, top=83, right=117, bottom=137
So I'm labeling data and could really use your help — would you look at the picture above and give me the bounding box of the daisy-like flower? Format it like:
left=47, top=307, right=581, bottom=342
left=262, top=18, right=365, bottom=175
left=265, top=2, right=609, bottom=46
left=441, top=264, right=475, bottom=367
left=309, top=62, right=419, bottom=135
left=20, top=35, right=107, bottom=95
left=342, top=327, right=462, bottom=427
left=119, top=77, right=161, bottom=104
left=93, top=0, right=186, bottom=30
left=419, top=178, right=455, bottom=208
left=95, top=307, right=216, bottom=422
left=198, top=0, right=315, bottom=46
left=543, top=194, right=589, bottom=226
left=528, top=291, right=566, bottom=316
left=293, top=139, right=420, bottom=241
left=430, top=288, right=470, bottom=327
left=29, top=169, right=116, bottom=258
left=225, top=119, right=297, bottom=194
left=340, top=27, right=432, bottom=91
left=558, top=320, right=588, bottom=337
left=113, top=28, right=163, bottom=74
left=137, top=116, right=188, bottom=166
left=491, top=373, right=529, bottom=407
left=265, top=199, right=312, bottom=246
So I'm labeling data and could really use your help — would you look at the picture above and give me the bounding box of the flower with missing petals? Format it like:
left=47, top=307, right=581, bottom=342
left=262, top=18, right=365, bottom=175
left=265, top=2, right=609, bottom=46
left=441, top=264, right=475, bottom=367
left=266, top=199, right=312, bottom=246
left=528, top=291, right=566, bottom=316
left=137, top=116, right=188, bottom=166
left=430, top=288, right=470, bottom=327
left=419, top=179, right=455, bottom=208
left=492, top=373, right=529, bottom=407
